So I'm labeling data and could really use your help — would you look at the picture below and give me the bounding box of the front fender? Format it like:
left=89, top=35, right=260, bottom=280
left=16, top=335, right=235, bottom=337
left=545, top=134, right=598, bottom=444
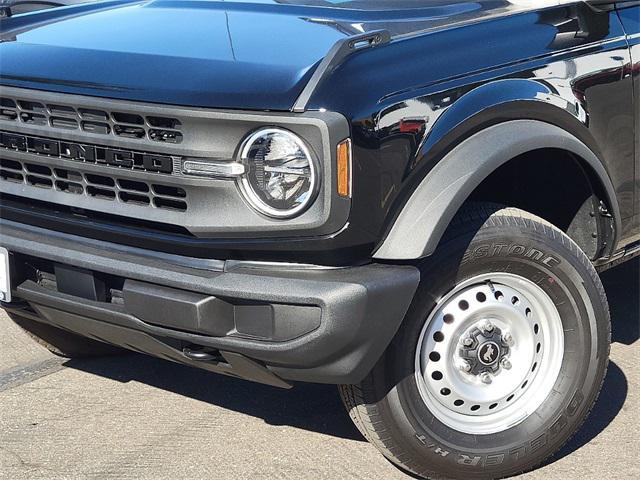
left=373, top=119, right=620, bottom=260
left=417, top=78, right=591, bottom=159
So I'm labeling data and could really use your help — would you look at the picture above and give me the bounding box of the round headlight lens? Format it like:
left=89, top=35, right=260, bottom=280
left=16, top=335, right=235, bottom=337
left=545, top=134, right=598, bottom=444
left=238, top=128, right=318, bottom=218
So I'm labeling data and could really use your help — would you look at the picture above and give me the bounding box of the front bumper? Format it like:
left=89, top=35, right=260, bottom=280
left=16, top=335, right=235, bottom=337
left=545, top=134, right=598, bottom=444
left=0, top=220, right=419, bottom=387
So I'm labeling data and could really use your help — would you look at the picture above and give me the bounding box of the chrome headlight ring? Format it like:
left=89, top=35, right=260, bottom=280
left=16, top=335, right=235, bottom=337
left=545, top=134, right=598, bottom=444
left=236, top=127, right=319, bottom=219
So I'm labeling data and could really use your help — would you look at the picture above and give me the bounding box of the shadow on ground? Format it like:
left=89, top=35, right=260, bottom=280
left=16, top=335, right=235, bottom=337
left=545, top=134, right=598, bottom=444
left=600, top=257, right=639, bottom=345
left=549, top=257, right=638, bottom=462
left=64, top=353, right=363, bottom=441
left=64, top=259, right=638, bottom=449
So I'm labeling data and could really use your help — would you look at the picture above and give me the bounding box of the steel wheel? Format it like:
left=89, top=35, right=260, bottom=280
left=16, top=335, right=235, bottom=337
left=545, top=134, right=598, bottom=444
left=340, top=205, right=610, bottom=479
left=414, top=273, right=564, bottom=435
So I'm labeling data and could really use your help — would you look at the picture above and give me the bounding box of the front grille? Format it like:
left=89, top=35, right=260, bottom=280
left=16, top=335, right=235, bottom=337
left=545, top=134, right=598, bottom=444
left=0, top=97, right=183, bottom=144
left=0, top=85, right=332, bottom=241
left=0, top=157, right=187, bottom=212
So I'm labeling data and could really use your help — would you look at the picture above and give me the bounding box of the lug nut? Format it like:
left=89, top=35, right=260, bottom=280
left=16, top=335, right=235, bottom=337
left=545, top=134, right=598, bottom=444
left=480, top=373, right=492, bottom=384
left=462, top=336, right=474, bottom=347
left=482, top=321, right=495, bottom=333
left=458, top=360, right=472, bottom=373
left=502, top=332, right=514, bottom=346
left=501, top=358, right=512, bottom=370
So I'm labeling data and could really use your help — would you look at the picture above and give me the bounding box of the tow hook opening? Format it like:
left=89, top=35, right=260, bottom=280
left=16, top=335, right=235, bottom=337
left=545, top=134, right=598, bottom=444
left=182, top=345, right=223, bottom=363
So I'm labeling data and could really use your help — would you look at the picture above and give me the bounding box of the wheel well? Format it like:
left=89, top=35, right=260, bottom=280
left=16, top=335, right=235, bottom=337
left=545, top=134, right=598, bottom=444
left=466, top=148, right=614, bottom=260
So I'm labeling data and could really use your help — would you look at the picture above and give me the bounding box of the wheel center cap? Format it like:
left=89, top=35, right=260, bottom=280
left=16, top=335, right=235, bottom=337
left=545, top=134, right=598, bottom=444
left=477, top=341, right=501, bottom=366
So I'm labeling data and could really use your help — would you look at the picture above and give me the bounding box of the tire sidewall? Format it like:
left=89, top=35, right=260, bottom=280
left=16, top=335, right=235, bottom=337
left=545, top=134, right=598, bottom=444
left=376, top=213, right=610, bottom=479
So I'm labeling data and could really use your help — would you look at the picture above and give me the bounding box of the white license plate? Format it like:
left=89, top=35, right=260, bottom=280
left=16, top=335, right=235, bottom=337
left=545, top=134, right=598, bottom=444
left=0, top=247, right=10, bottom=303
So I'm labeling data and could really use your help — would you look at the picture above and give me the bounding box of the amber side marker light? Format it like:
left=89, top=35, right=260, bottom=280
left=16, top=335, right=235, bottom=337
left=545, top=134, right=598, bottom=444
left=337, top=138, right=352, bottom=198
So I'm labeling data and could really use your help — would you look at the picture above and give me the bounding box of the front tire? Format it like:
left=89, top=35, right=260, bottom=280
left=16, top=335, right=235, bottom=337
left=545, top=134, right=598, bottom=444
left=340, top=204, right=610, bottom=479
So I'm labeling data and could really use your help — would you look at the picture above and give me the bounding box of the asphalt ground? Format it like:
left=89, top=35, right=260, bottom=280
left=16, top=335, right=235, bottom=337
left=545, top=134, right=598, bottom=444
left=0, top=259, right=638, bottom=480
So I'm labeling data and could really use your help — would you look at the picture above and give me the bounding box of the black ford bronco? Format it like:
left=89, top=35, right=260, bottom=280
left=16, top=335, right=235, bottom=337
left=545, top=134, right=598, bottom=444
left=0, top=1, right=638, bottom=478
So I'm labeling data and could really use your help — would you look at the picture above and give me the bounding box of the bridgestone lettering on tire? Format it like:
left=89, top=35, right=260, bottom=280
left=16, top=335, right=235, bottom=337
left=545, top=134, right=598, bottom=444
left=340, top=204, right=610, bottom=480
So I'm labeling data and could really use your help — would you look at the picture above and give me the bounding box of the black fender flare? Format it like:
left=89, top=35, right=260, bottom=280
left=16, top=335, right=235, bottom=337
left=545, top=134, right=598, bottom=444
left=373, top=119, right=620, bottom=260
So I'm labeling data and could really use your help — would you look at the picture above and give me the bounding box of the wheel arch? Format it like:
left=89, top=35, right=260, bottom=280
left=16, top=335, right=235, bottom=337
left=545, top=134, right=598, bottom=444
left=373, top=119, right=621, bottom=261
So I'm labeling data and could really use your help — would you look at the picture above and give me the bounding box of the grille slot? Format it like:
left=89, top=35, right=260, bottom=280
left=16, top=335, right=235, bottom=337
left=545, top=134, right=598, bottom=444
left=25, top=163, right=52, bottom=176
left=82, top=121, right=111, bottom=134
left=112, top=112, right=144, bottom=125
left=86, top=173, right=115, bottom=187
left=114, top=125, right=146, bottom=139
left=0, top=110, right=17, bottom=121
left=20, top=112, right=47, bottom=126
left=56, top=169, right=83, bottom=182
left=79, top=108, right=109, bottom=121
left=153, top=197, right=187, bottom=211
left=0, top=170, right=23, bottom=183
left=0, top=98, right=17, bottom=108
left=49, top=105, right=76, bottom=116
left=19, top=101, right=46, bottom=113
left=152, top=184, right=186, bottom=198
left=51, top=117, right=78, bottom=130
left=149, top=129, right=183, bottom=144
left=56, top=180, right=83, bottom=195
left=1, top=158, right=21, bottom=170
left=120, top=191, right=150, bottom=206
left=27, top=175, right=53, bottom=189
left=148, top=116, right=181, bottom=129
left=87, top=185, right=116, bottom=200
left=0, top=158, right=188, bottom=212
left=0, top=95, right=182, bottom=144
left=118, top=179, right=148, bottom=193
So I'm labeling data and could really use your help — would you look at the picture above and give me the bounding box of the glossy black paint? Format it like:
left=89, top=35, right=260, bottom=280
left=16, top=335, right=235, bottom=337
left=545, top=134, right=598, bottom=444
left=0, top=0, right=537, bottom=111
left=0, top=1, right=638, bottom=265
left=309, top=2, right=637, bottom=258
left=618, top=3, right=640, bottom=244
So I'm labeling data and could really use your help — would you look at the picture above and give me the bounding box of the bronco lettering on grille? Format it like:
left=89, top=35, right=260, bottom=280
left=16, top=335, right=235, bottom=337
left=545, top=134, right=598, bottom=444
left=0, top=130, right=173, bottom=174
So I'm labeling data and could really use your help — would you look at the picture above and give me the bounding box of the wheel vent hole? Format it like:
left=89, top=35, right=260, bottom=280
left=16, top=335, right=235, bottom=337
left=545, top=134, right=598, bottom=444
left=440, top=388, right=451, bottom=396
left=458, top=300, right=469, bottom=311
left=507, top=394, right=515, bottom=402
left=431, top=371, right=443, bottom=381
left=470, top=405, right=480, bottom=411
left=521, top=381, right=528, bottom=389
left=525, top=308, right=532, bottom=318
left=454, top=400, right=464, bottom=407
left=536, top=342, right=541, bottom=353
left=489, top=403, right=498, bottom=410
left=433, top=331, right=445, bottom=342
left=511, top=296, right=520, bottom=306
left=443, top=314, right=454, bottom=324
left=532, top=362, right=538, bottom=372
left=429, top=352, right=441, bottom=362
left=495, top=291, right=504, bottom=301
left=534, top=324, right=540, bottom=335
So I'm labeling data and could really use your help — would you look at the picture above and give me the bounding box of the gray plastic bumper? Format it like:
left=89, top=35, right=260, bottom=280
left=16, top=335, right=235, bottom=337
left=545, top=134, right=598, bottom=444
left=0, top=220, right=420, bottom=385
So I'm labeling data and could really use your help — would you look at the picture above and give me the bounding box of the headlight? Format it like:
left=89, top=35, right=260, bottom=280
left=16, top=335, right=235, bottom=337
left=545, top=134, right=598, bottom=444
left=238, top=128, right=318, bottom=218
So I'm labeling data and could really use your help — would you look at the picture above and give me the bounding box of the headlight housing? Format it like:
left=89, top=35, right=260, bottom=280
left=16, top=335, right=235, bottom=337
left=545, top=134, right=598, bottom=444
left=238, top=128, right=319, bottom=218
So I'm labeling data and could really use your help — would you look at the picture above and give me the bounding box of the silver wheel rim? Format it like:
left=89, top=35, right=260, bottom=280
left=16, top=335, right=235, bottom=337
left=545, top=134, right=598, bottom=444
left=415, top=273, right=564, bottom=435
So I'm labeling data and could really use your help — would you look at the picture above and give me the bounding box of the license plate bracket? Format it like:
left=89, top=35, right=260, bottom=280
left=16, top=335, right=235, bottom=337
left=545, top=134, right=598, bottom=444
left=0, top=247, right=11, bottom=303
